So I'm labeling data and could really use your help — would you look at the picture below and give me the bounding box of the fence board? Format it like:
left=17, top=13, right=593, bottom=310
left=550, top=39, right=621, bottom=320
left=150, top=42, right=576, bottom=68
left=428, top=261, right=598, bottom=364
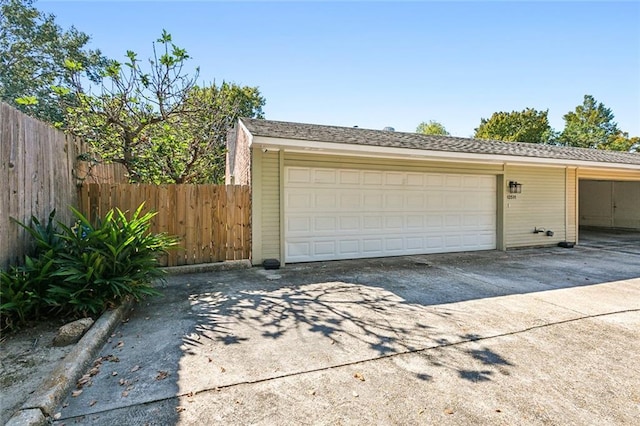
left=1, top=103, right=127, bottom=269
left=77, top=184, right=251, bottom=266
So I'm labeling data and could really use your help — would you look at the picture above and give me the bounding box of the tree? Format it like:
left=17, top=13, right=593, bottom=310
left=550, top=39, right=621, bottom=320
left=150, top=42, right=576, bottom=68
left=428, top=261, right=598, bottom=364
left=0, top=0, right=106, bottom=123
left=140, top=83, right=265, bottom=184
left=474, top=108, right=554, bottom=143
left=600, top=132, right=640, bottom=153
left=416, top=120, right=450, bottom=136
left=559, top=95, right=620, bottom=149
left=63, top=31, right=265, bottom=184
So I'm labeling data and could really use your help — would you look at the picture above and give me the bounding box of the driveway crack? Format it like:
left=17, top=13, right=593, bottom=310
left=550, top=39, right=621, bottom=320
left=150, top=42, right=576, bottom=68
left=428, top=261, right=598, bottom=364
left=57, top=308, right=639, bottom=422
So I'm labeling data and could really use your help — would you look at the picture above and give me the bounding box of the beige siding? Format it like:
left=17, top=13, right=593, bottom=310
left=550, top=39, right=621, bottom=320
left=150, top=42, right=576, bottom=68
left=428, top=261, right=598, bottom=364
left=505, top=166, right=567, bottom=248
left=578, top=168, right=640, bottom=181
left=566, top=168, right=577, bottom=242
left=284, top=152, right=504, bottom=174
left=252, top=149, right=280, bottom=263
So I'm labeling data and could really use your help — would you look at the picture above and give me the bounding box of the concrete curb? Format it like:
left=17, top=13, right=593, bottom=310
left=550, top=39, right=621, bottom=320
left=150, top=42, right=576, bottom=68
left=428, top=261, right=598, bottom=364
left=162, top=259, right=252, bottom=276
left=6, top=298, right=135, bottom=426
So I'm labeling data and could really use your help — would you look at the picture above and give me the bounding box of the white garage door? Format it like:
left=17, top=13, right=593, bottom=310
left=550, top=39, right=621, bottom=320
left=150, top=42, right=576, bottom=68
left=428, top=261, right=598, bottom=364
left=284, top=167, right=496, bottom=263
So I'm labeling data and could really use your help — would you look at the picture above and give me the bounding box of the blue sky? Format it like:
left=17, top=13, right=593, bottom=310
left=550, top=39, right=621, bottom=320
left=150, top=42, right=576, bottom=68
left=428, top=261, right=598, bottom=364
left=38, top=1, right=640, bottom=138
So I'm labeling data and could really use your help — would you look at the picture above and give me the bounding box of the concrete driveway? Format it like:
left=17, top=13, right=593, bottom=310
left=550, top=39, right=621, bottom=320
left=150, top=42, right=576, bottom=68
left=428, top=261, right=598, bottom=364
left=54, top=241, right=640, bottom=425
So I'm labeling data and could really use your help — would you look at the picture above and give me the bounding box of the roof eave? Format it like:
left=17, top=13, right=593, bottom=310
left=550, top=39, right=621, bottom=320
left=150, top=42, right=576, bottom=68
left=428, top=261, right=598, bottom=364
left=251, top=135, right=640, bottom=171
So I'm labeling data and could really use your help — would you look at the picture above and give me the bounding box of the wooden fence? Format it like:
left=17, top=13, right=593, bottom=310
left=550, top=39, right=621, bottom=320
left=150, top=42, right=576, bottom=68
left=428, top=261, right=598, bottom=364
left=1, top=102, right=250, bottom=269
left=2, top=103, right=135, bottom=269
left=1, top=103, right=81, bottom=269
left=78, top=184, right=251, bottom=266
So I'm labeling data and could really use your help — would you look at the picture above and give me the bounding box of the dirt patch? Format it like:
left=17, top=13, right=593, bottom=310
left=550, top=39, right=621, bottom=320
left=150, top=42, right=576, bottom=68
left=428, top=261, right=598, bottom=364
left=0, top=321, right=74, bottom=424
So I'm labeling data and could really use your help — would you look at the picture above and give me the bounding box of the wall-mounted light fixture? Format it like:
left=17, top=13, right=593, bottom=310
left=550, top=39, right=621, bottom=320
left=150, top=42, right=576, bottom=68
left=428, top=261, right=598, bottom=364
left=508, top=181, right=522, bottom=194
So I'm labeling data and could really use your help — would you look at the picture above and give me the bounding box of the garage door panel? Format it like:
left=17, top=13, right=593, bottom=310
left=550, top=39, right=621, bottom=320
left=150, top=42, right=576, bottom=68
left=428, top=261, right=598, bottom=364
left=407, top=215, right=424, bottom=228
left=407, top=237, right=423, bottom=250
left=385, top=194, right=404, bottom=208
left=315, top=193, right=337, bottom=208
left=364, top=172, right=383, bottom=185
left=385, top=216, right=403, bottom=229
left=314, top=241, right=335, bottom=256
left=339, top=170, right=360, bottom=184
left=363, top=194, right=383, bottom=209
left=426, top=175, right=444, bottom=186
left=339, top=240, right=359, bottom=255
left=426, top=216, right=444, bottom=228
left=314, top=169, right=336, bottom=184
left=287, top=193, right=311, bottom=209
left=363, top=216, right=383, bottom=230
left=386, top=172, right=404, bottom=185
left=287, top=167, right=312, bottom=183
left=339, top=193, right=360, bottom=209
left=288, top=217, right=310, bottom=233
left=406, top=194, right=425, bottom=208
left=385, top=238, right=404, bottom=251
left=427, top=236, right=444, bottom=248
left=363, top=239, right=383, bottom=253
left=339, top=216, right=360, bottom=231
left=314, top=217, right=336, bottom=232
left=285, top=167, right=496, bottom=262
left=407, top=173, right=424, bottom=186
left=445, top=195, right=463, bottom=209
left=288, top=241, right=311, bottom=258
left=445, top=215, right=461, bottom=227
left=426, top=194, right=443, bottom=210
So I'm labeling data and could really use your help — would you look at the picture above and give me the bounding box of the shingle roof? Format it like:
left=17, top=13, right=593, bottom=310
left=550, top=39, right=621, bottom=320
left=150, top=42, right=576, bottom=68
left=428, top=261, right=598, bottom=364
left=241, top=118, right=640, bottom=166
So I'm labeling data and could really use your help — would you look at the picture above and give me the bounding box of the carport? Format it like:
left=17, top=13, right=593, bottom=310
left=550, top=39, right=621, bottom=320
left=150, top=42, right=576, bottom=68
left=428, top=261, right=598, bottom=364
left=579, top=179, right=640, bottom=230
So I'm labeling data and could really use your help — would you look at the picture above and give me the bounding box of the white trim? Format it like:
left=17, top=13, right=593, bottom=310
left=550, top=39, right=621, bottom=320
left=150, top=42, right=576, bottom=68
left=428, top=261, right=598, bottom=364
left=250, top=135, right=640, bottom=172
left=238, top=119, right=253, bottom=146
left=251, top=151, right=262, bottom=265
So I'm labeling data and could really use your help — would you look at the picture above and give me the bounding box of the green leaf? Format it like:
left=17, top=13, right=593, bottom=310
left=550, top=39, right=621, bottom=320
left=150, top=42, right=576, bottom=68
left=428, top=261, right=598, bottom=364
left=64, top=58, right=84, bottom=72
left=15, top=96, right=38, bottom=106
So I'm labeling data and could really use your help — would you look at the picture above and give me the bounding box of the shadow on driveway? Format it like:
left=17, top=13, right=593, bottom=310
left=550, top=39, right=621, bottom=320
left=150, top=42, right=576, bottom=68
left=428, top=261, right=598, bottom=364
left=55, top=244, right=640, bottom=425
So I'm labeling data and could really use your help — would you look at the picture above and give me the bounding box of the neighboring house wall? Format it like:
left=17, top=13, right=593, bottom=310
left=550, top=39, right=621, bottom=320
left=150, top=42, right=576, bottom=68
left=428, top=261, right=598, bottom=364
left=226, top=123, right=252, bottom=185
left=504, top=166, right=568, bottom=248
left=225, top=128, right=236, bottom=185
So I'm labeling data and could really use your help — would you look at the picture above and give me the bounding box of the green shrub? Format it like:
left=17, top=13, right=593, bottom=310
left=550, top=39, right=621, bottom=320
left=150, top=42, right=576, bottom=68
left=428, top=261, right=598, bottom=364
left=1, top=211, right=64, bottom=330
left=20, top=209, right=66, bottom=256
left=0, top=204, right=178, bottom=330
left=0, top=257, right=51, bottom=330
left=50, top=205, right=178, bottom=316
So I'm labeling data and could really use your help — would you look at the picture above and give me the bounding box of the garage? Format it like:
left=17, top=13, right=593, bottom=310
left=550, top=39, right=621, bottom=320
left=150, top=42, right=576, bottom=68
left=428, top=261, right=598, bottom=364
left=227, top=118, right=640, bottom=265
left=284, top=166, right=496, bottom=262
